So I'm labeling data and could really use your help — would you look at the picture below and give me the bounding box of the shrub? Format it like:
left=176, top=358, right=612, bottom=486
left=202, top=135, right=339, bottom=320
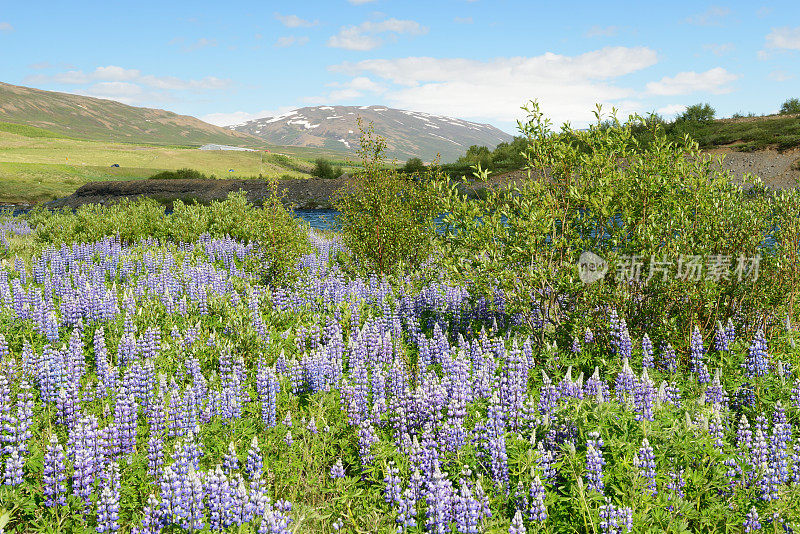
left=149, top=168, right=209, bottom=180
left=402, top=157, right=427, bottom=175
left=312, top=158, right=340, bottom=179
left=437, top=101, right=784, bottom=343
left=675, top=103, right=716, bottom=123
left=779, top=97, right=800, bottom=115
left=334, top=119, right=441, bottom=274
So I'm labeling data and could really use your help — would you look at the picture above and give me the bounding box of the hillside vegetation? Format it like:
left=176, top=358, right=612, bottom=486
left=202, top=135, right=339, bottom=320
left=0, top=81, right=262, bottom=147
left=0, top=128, right=317, bottom=204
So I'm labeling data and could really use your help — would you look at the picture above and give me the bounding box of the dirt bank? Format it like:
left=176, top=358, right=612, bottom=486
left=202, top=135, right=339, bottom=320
left=46, top=177, right=348, bottom=210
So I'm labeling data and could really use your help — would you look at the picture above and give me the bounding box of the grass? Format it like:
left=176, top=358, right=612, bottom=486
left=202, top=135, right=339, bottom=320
left=668, top=113, right=800, bottom=151
left=0, top=130, right=334, bottom=204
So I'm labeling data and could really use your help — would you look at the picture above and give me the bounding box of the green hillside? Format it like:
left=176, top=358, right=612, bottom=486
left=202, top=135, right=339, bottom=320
left=0, top=81, right=263, bottom=147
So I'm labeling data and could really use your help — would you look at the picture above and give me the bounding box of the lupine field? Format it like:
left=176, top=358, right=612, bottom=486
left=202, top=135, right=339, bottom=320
left=0, top=213, right=799, bottom=534
left=2, top=108, right=800, bottom=534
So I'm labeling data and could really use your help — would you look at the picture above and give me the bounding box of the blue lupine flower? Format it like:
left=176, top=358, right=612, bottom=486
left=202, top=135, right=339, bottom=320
left=509, top=510, right=526, bottom=534
left=744, top=330, right=769, bottom=378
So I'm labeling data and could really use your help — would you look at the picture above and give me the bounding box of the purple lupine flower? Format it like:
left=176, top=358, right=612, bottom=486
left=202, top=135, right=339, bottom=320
left=147, top=433, right=164, bottom=480
left=306, top=417, right=318, bottom=435
left=284, top=431, right=294, bottom=447
left=737, top=415, right=753, bottom=450
left=744, top=330, right=769, bottom=378
left=584, top=327, right=594, bottom=344
left=4, top=445, right=24, bottom=486
left=96, top=463, right=120, bottom=533
left=689, top=327, right=708, bottom=383
left=330, top=458, right=346, bottom=479
left=571, top=337, right=581, bottom=354
left=396, top=487, right=418, bottom=532
left=586, top=431, right=605, bottom=492
left=725, top=318, right=736, bottom=343
left=357, top=422, right=378, bottom=470
left=635, top=438, right=657, bottom=495
left=714, top=321, right=729, bottom=352
left=659, top=343, right=678, bottom=373
left=425, top=465, right=453, bottom=534
left=528, top=474, right=547, bottom=522
left=384, top=462, right=402, bottom=507
left=185, top=469, right=206, bottom=531
left=663, top=381, right=681, bottom=408
left=43, top=434, right=67, bottom=507
left=744, top=506, right=761, bottom=532
left=599, top=498, right=632, bottom=534
left=134, top=493, right=162, bottom=534
left=509, top=510, right=526, bottom=534
left=641, top=334, right=653, bottom=368
left=206, top=465, right=232, bottom=531
left=245, top=437, right=263, bottom=480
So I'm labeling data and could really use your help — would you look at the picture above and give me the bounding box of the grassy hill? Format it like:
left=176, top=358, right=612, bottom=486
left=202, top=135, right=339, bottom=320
left=0, top=126, right=323, bottom=204
left=0, top=82, right=263, bottom=147
left=668, top=113, right=800, bottom=152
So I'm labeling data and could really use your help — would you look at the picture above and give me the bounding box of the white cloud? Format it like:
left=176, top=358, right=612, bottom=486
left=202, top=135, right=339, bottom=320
left=329, top=47, right=658, bottom=126
left=328, top=17, right=427, bottom=51
left=201, top=106, right=297, bottom=127
left=274, top=13, right=318, bottom=28
left=657, top=104, right=687, bottom=116
left=765, top=26, right=800, bottom=50
left=646, top=67, right=738, bottom=96
left=585, top=25, right=619, bottom=38
left=702, top=43, right=734, bottom=56
left=454, top=17, right=473, bottom=24
left=0, top=22, right=13, bottom=32
left=23, top=65, right=232, bottom=106
left=325, top=76, right=386, bottom=100
left=685, top=6, right=730, bottom=26
left=274, top=35, right=310, bottom=47
left=769, top=69, right=794, bottom=81
left=348, top=0, right=377, bottom=4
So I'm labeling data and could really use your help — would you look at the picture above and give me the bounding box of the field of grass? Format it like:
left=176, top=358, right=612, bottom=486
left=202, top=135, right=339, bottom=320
left=0, top=128, right=335, bottom=204
left=670, top=113, right=800, bottom=151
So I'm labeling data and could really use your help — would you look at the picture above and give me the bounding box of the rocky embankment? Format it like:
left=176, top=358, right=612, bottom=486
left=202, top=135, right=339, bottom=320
left=47, top=177, right=348, bottom=210
left=46, top=147, right=800, bottom=210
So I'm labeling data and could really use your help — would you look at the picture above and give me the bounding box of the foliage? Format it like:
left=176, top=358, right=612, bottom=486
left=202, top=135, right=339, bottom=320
left=675, top=103, right=716, bottom=123
left=29, top=191, right=309, bottom=284
left=334, top=119, right=441, bottom=274
left=780, top=98, right=800, bottom=115
left=0, top=122, right=65, bottom=139
left=435, top=101, right=793, bottom=345
left=149, top=167, right=211, bottom=180
left=401, top=157, right=427, bottom=175
left=312, top=158, right=343, bottom=180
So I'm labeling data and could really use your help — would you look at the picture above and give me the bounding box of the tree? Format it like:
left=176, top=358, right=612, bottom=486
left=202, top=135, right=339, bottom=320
left=312, top=158, right=341, bottom=179
left=779, top=98, right=800, bottom=115
left=676, top=103, right=716, bottom=122
left=402, top=157, right=427, bottom=175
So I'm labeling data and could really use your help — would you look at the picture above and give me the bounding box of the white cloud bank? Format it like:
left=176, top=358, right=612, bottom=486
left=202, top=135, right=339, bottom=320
left=201, top=106, right=297, bottom=127
left=24, top=65, right=231, bottom=106
left=765, top=26, right=800, bottom=50
left=274, top=13, right=318, bottom=28
left=324, top=47, right=660, bottom=126
left=646, top=67, right=738, bottom=96
left=0, top=22, right=13, bottom=32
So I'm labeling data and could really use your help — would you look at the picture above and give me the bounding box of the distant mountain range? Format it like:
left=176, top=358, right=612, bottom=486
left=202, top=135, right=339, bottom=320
left=0, top=82, right=261, bottom=147
left=228, top=105, right=514, bottom=162
left=0, top=82, right=513, bottom=161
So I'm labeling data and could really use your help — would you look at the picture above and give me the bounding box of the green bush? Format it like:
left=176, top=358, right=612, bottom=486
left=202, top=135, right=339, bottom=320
left=436, top=101, right=788, bottom=343
left=334, top=119, right=441, bottom=274
left=30, top=191, right=308, bottom=284
left=402, top=157, right=427, bottom=175
left=311, top=158, right=341, bottom=179
left=780, top=98, right=800, bottom=115
left=675, top=102, right=716, bottom=123
left=149, top=168, right=209, bottom=180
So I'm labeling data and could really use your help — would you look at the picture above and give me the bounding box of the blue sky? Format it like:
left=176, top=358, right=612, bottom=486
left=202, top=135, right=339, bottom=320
left=1, top=0, right=798, bottom=134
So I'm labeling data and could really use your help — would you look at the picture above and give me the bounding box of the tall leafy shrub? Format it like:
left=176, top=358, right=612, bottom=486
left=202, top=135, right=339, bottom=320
left=334, top=119, right=441, bottom=274
left=437, top=101, right=779, bottom=343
